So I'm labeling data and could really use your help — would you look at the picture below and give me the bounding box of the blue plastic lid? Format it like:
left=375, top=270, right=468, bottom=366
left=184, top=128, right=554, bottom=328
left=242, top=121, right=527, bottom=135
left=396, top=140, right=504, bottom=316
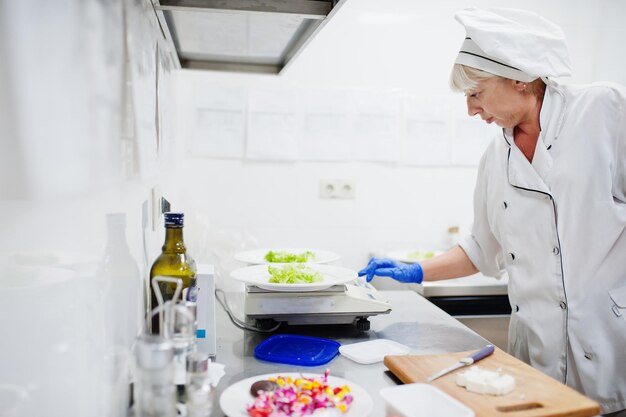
left=254, top=334, right=340, bottom=366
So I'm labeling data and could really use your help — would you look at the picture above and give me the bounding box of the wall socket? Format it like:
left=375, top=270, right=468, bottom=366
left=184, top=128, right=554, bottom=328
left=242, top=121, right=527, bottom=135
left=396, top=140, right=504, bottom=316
left=319, top=179, right=356, bottom=199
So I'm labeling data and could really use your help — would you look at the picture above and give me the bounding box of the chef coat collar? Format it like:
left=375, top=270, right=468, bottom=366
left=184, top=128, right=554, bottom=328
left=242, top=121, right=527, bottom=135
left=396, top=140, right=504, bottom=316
left=507, top=141, right=551, bottom=195
left=502, top=82, right=568, bottom=195
left=502, top=81, right=565, bottom=151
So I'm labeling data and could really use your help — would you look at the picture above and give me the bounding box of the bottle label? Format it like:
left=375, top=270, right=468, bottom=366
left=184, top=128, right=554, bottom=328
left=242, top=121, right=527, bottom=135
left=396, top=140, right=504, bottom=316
left=186, top=284, right=199, bottom=302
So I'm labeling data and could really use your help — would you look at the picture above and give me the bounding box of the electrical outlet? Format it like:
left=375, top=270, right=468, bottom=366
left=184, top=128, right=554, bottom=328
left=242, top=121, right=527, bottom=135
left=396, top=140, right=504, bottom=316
left=319, top=179, right=356, bottom=199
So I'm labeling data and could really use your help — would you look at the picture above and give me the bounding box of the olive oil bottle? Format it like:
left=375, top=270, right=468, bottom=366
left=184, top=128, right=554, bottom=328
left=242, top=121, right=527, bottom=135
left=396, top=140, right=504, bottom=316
left=149, top=212, right=197, bottom=334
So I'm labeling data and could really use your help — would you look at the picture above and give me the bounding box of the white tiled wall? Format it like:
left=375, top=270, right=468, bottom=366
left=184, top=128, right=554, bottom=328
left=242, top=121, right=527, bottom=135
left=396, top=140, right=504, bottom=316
left=0, top=1, right=177, bottom=416
left=169, top=0, right=626, bottom=282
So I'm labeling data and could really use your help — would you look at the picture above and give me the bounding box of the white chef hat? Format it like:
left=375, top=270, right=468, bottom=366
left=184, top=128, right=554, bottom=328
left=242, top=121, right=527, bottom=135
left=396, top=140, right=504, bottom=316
left=454, top=8, right=572, bottom=82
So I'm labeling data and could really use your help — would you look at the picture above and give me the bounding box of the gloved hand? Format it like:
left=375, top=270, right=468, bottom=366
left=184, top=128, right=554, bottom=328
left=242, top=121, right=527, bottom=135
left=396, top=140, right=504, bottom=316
left=358, top=258, right=423, bottom=284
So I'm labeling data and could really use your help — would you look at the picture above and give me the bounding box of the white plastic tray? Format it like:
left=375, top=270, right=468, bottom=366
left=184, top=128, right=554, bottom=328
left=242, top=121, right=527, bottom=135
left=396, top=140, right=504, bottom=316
left=380, top=383, right=475, bottom=417
left=339, top=339, right=410, bottom=364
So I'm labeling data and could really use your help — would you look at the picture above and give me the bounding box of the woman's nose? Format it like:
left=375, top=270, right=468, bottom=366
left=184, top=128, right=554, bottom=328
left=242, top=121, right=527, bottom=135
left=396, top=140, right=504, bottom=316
left=466, top=97, right=480, bottom=116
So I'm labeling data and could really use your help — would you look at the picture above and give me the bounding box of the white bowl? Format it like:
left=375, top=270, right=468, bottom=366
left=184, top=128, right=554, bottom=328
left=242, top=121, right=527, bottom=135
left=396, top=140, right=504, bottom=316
left=379, top=383, right=474, bottom=417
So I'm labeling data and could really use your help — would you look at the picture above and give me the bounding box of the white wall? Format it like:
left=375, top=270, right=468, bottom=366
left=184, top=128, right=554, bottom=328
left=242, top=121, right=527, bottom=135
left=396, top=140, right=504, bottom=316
left=0, top=1, right=178, bottom=416
left=169, top=0, right=626, bottom=279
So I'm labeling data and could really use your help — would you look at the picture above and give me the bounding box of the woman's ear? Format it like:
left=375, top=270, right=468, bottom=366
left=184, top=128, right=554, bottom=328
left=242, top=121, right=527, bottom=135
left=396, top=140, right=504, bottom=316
left=514, top=80, right=528, bottom=92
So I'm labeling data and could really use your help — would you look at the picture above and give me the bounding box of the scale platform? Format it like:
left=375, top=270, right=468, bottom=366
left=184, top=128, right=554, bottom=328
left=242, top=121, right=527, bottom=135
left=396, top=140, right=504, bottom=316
left=244, top=281, right=392, bottom=331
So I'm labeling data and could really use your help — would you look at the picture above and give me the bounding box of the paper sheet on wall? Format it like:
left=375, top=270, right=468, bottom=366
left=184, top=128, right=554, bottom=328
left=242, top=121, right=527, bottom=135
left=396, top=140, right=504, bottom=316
left=351, top=90, right=401, bottom=162
left=246, top=89, right=299, bottom=160
left=451, top=119, right=499, bottom=166
left=449, top=99, right=499, bottom=166
left=298, top=89, right=351, bottom=161
left=403, top=120, right=450, bottom=166
left=401, top=96, right=450, bottom=166
left=191, top=86, right=246, bottom=159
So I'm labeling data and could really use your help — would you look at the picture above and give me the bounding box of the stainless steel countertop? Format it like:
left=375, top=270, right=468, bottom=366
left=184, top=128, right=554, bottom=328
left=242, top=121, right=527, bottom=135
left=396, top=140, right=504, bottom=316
left=210, top=290, right=489, bottom=417
left=371, top=274, right=509, bottom=297
left=421, top=273, right=509, bottom=297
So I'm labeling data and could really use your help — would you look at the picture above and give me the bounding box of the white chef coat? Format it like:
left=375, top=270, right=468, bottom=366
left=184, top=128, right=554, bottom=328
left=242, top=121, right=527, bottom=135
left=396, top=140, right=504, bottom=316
left=459, top=79, right=626, bottom=413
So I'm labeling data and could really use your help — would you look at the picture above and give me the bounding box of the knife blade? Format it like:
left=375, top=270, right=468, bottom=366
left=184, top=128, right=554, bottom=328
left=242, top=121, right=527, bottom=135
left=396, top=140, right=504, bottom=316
left=426, top=344, right=495, bottom=383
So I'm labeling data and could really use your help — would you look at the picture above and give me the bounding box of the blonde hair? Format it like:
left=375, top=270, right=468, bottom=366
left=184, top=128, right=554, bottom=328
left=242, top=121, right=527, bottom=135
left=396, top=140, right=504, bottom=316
left=450, top=63, right=546, bottom=97
left=450, top=64, right=498, bottom=93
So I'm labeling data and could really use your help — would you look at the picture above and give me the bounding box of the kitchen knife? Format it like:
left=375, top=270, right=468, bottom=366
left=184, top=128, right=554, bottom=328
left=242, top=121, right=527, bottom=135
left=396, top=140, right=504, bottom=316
left=426, top=344, right=495, bottom=383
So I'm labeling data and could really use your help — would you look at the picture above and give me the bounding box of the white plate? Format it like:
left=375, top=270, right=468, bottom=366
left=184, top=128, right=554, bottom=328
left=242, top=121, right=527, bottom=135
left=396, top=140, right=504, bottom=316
left=234, top=248, right=340, bottom=265
left=385, top=249, right=442, bottom=264
left=380, top=383, right=474, bottom=417
left=230, top=264, right=358, bottom=292
left=219, top=372, right=373, bottom=417
left=339, top=339, right=411, bottom=364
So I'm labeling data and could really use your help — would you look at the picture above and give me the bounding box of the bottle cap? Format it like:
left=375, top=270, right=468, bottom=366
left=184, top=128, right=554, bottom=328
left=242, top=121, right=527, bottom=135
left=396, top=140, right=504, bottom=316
left=135, top=334, right=174, bottom=370
left=164, top=212, right=184, bottom=227
left=186, top=351, right=210, bottom=373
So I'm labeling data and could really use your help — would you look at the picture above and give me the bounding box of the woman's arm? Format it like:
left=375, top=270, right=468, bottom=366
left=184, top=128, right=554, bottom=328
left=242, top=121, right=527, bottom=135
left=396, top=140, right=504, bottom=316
left=421, top=245, right=478, bottom=281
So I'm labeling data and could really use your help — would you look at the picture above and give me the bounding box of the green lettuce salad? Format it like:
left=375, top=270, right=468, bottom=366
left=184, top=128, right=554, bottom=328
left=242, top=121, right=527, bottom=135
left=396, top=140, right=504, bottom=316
left=264, top=250, right=315, bottom=263
left=406, top=250, right=436, bottom=261
left=268, top=264, right=324, bottom=284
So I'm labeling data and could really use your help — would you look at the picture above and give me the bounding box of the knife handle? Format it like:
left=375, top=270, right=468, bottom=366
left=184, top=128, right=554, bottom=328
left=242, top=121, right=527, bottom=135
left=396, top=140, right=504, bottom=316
left=468, top=344, right=495, bottom=364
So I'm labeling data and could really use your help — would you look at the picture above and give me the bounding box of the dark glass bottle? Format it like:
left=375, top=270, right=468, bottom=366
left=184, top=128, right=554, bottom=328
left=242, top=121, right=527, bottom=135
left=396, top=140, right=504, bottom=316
left=149, top=212, right=197, bottom=334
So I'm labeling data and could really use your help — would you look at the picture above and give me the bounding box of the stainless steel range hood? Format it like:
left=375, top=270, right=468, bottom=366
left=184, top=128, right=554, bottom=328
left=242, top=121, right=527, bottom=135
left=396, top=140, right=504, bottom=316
left=154, top=0, right=346, bottom=74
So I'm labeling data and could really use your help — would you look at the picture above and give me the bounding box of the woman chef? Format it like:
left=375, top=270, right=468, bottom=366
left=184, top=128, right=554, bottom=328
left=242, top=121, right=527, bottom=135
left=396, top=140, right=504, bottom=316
left=359, top=8, right=626, bottom=416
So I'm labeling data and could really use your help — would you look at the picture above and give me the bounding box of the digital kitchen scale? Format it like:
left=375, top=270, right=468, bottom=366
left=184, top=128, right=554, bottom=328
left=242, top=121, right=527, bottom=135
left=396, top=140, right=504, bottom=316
left=244, top=281, right=392, bottom=331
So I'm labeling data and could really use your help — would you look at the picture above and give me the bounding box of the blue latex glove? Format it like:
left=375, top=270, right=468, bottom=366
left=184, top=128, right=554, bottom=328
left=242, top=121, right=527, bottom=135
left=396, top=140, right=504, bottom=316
left=358, top=258, right=423, bottom=284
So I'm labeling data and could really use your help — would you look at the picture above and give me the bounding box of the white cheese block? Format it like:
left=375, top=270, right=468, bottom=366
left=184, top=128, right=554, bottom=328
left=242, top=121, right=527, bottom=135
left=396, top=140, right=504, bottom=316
left=456, top=365, right=515, bottom=396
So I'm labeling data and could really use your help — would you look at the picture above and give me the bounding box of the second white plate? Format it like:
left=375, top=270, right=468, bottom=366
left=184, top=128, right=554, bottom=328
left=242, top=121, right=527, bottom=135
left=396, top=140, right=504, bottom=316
left=230, top=264, right=357, bottom=292
left=220, top=372, right=373, bottom=417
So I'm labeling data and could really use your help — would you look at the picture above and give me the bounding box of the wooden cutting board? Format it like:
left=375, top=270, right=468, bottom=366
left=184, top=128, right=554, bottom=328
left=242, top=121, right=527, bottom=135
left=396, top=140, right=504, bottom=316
left=384, top=347, right=600, bottom=417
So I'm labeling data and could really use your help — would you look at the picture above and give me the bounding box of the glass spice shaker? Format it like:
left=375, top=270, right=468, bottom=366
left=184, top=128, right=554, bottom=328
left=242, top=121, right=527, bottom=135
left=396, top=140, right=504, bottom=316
left=133, top=334, right=177, bottom=417
left=185, top=352, right=213, bottom=417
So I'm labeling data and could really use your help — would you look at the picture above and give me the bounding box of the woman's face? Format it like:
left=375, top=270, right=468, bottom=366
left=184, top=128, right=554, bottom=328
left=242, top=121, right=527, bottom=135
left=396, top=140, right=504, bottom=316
left=465, top=77, right=530, bottom=129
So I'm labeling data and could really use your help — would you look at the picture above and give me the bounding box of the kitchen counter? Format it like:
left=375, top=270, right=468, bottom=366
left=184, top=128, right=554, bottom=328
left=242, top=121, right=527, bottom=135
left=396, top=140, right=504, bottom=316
left=421, top=273, right=509, bottom=297
left=211, top=290, right=489, bottom=417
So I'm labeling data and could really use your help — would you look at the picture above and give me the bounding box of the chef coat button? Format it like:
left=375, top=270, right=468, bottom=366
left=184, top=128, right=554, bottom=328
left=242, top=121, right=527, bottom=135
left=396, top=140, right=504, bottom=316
left=515, top=305, right=519, bottom=312
left=508, top=252, right=516, bottom=261
left=559, top=301, right=567, bottom=310
left=584, top=352, right=593, bottom=360
left=553, top=246, right=560, bottom=255
left=503, top=201, right=508, bottom=209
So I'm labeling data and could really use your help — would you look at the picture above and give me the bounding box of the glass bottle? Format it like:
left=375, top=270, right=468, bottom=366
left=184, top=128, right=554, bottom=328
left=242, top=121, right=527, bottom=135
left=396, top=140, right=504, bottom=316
left=99, top=213, right=142, bottom=350
left=97, top=213, right=142, bottom=417
left=447, top=226, right=460, bottom=248
left=149, top=212, right=197, bottom=334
